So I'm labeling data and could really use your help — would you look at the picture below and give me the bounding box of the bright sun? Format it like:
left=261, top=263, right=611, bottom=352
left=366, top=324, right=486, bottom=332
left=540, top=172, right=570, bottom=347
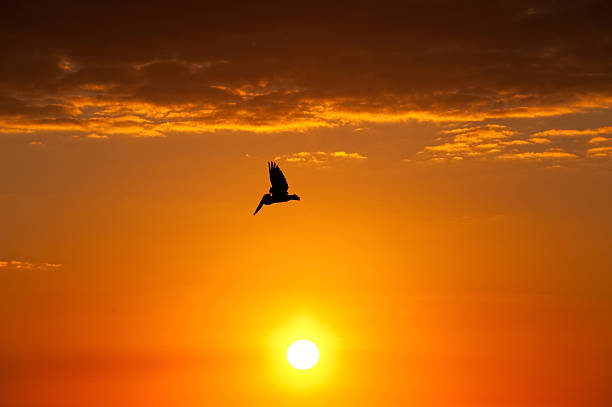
left=287, top=339, right=320, bottom=370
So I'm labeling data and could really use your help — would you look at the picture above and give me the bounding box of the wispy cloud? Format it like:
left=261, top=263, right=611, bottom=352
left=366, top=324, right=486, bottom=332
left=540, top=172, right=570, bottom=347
left=529, top=137, right=551, bottom=144
left=4, top=96, right=612, bottom=139
left=587, top=146, right=612, bottom=157
left=417, top=123, right=612, bottom=162
left=420, top=125, right=518, bottom=160
left=497, top=149, right=578, bottom=160
left=589, top=136, right=611, bottom=144
left=274, top=151, right=367, bottom=164
left=532, top=126, right=612, bottom=138
left=86, top=133, right=109, bottom=140
left=0, top=260, right=62, bottom=271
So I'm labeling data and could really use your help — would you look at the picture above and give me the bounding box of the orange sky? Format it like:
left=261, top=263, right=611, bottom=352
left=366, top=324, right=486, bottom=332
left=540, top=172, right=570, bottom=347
left=1, top=1, right=611, bottom=406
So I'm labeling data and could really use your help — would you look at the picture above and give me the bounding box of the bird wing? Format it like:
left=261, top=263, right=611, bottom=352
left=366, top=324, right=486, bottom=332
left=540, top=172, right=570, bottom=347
left=268, top=161, right=289, bottom=195
left=253, top=195, right=266, bottom=215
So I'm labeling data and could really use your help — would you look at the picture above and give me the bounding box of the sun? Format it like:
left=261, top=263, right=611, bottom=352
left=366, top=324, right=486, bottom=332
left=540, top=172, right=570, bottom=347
left=287, top=339, right=320, bottom=370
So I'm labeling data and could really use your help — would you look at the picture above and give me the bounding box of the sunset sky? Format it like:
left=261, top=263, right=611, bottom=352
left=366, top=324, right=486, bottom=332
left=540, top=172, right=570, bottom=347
left=1, top=1, right=611, bottom=406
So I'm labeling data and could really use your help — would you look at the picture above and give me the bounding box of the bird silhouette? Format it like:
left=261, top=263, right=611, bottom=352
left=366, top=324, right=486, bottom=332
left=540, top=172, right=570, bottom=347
left=253, top=162, right=300, bottom=215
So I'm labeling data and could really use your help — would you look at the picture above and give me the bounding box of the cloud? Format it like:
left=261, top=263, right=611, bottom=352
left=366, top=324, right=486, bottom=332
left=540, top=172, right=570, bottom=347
left=497, top=149, right=578, bottom=160
left=589, top=136, right=611, bottom=143
left=587, top=146, right=612, bottom=157
left=529, top=137, right=552, bottom=144
left=0, top=260, right=62, bottom=271
left=421, top=125, right=518, bottom=160
left=4, top=93, right=610, bottom=139
left=532, top=126, right=612, bottom=138
left=274, top=151, right=367, bottom=164
left=86, top=133, right=109, bottom=139
left=0, top=1, right=611, bottom=137
left=418, top=121, right=612, bottom=162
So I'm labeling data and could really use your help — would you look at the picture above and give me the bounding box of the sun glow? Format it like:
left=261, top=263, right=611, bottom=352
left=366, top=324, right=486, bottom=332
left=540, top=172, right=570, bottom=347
left=268, top=314, right=337, bottom=389
left=287, top=339, right=320, bottom=370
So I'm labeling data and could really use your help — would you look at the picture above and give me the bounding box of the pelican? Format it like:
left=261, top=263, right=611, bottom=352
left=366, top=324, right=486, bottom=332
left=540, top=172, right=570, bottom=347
left=253, top=162, right=300, bottom=215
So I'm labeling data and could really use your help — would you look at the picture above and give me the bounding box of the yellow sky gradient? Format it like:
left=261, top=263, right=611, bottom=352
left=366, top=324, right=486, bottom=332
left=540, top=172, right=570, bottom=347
left=1, top=128, right=610, bottom=405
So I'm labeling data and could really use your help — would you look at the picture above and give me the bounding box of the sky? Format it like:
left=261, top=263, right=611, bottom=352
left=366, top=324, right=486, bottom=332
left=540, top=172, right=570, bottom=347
left=1, top=1, right=611, bottom=406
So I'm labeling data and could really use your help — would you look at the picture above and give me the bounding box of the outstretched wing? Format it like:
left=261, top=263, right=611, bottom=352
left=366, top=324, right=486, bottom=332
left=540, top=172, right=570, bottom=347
left=253, top=195, right=266, bottom=215
left=268, top=161, right=289, bottom=195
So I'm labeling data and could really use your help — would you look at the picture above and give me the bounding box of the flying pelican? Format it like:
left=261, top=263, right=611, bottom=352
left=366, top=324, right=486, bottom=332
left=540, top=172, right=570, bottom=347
left=253, top=162, right=300, bottom=215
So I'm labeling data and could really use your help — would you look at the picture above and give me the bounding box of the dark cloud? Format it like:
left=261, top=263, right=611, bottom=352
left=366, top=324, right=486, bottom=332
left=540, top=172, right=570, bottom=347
left=1, top=1, right=611, bottom=134
left=0, top=96, right=71, bottom=118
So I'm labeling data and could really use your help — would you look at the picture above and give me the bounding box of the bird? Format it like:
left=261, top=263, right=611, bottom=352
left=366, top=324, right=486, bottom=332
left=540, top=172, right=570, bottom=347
left=253, top=161, right=300, bottom=215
